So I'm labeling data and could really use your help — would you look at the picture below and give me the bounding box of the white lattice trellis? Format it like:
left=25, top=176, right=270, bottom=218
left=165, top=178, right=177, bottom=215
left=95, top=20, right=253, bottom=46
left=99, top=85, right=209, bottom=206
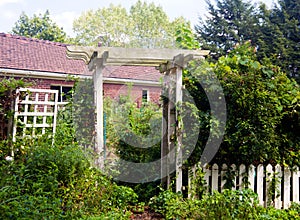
left=12, top=88, right=58, bottom=142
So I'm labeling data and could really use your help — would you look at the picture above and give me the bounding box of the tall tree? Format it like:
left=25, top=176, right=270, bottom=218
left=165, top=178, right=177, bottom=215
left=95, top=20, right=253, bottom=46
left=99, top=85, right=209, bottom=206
left=128, top=0, right=173, bottom=48
left=73, top=1, right=190, bottom=48
left=195, top=0, right=259, bottom=60
left=11, top=10, right=67, bottom=43
left=271, top=0, right=300, bottom=81
left=73, top=4, right=130, bottom=47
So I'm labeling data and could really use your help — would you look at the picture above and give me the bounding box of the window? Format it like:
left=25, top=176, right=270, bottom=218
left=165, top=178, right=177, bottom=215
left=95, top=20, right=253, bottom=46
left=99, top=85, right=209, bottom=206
left=142, top=89, right=149, bottom=102
left=50, top=85, right=72, bottom=102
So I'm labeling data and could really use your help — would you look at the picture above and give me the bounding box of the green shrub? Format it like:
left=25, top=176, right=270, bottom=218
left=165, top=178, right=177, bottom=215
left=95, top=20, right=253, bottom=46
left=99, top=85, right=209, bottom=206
left=259, top=205, right=300, bottom=219
left=0, top=134, right=138, bottom=219
left=200, top=189, right=260, bottom=219
left=150, top=189, right=261, bottom=220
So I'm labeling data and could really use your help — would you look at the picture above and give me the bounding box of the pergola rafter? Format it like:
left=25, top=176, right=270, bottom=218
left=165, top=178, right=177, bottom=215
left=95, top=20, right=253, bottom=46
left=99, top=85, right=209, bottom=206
left=66, top=46, right=209, bottom=191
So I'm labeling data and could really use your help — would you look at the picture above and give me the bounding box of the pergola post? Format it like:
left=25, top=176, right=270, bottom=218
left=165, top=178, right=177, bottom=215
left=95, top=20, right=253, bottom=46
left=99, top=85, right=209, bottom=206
left=93, top=59, right=105, bottom=167
left=175, top=64, right=183, bottom=192
left=160, top=54, right=185, bottom=192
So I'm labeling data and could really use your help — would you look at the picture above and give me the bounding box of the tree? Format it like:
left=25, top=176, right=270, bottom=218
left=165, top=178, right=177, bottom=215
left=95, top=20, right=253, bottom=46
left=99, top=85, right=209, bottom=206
left=12, top=10, right=67, bottom=43
left=254, top=3, right=287, bottom=64
left=195, top=0, right=259, bottom=60
left=128, top=0, right=174, bottom=48
left=185, top=42, right=300, bottom=166
left=73, top=4, right=130, bottom=47
left=271, top=0, right=300, bottom=81
left=197, top=0, right=300, bottom=82
left=73, top=1, right=191, bottom=48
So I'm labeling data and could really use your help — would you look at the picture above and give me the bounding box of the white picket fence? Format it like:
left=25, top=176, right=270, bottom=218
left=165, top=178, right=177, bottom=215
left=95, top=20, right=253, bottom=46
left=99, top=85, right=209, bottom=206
left=189, top=163, right=300, bottom=209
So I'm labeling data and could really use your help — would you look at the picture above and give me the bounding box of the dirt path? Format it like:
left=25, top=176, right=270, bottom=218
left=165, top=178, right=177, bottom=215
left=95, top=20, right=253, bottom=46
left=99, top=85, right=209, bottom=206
left=130, top=207, right=164, bottom=220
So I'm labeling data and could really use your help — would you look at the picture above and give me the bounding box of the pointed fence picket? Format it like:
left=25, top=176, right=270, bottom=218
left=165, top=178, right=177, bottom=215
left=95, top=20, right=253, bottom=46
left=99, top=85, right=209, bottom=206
left=189, top=163, right=300, bottom=209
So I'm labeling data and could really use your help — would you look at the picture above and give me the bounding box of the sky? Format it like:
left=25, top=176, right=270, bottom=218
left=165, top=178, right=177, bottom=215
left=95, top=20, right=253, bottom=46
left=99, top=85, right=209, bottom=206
left=0, top=0, right=276, bottom=37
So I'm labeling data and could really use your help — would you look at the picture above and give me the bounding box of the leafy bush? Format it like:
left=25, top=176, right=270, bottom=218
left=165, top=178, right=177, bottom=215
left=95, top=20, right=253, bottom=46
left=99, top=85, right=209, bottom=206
left=184, top=42, right=300, bottom=166
left=0, top=77, right=30, bottom=140
left=150, top=187, right=300, bottom=220
left=150, top=188, right=260, bottom=219
left=104, top=90, right=162, bottom=202
left=0, top=134, right=138, bottom=219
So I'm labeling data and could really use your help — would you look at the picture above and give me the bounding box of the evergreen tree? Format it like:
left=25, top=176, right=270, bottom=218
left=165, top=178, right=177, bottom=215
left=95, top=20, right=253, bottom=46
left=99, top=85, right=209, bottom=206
left=254, top=3, right=288, bottom=66
left=271, top=0, right=300, bottom=81
left=195, top=0, right=258, bottom=60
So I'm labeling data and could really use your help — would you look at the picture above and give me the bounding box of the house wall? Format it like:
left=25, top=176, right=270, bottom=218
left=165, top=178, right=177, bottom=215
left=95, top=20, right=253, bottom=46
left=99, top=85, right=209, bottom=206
left=0, top=76, right=161, bottom=104
left=103, top=83, right=161, bottom=107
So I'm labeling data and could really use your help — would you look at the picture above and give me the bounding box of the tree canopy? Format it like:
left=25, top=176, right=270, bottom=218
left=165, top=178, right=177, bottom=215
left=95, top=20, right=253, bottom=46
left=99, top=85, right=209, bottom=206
left=195, top=0, right=258, bottom=59
left=11, top=10, right=67, bottom=43
left=196, top=0, right=300, bottom=82
left=185, top=42, right=300, bottom=166
left=73, top=1, right=192, bottom=48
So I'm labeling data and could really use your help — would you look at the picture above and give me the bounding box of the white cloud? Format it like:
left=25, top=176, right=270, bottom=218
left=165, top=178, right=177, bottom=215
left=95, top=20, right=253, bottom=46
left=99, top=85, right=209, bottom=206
left=0, top=0, right=22, bottom=7
left=52, top=11, right=77, bottom=37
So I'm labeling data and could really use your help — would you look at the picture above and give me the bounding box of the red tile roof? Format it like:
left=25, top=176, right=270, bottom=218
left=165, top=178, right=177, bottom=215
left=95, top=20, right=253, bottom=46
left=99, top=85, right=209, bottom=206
left=0, top=33, right=161, bottom=81
left=0, top=33, right=86, bottom=74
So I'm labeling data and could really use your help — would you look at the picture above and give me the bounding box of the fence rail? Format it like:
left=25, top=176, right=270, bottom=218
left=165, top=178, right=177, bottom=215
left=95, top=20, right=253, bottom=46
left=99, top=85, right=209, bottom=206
left=189, top=163, right=300, bottom=209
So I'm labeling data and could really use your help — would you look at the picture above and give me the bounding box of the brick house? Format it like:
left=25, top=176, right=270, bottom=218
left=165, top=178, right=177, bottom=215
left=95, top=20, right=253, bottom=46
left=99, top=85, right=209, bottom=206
left=0, top=33, right=162, bottom=139
left=0, top=33, right=162, bottom=104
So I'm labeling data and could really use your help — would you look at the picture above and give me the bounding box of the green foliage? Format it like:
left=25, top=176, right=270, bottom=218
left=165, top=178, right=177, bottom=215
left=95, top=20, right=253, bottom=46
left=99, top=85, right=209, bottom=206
left=175, top=20, right=200, bottom=49
left=129, top=0, right=177, bottom=48
left=150, top=188, right=260, bottom=219
left=0, top=77, right=30, bottom=140
left=0, top=77, right=28, bottom=115
left=150, top=188, right=300, bottom=219
left=67, top=78, right=95, bottom=149
left=259, top=205, right=300, bottom=219
left=200, top=189, right=260, bottom=219
left=0, top=121, right=138, bottom=219
left=104, top=89, right=162, bottom=201
left=73, top=1, right=190, bottom=48
left=185, top=42, right=300, bottom=166
left=188, top=166, right=207, bottom=199
left=106, top=96, right=161, bottom=164
left=270, top=0, right=300, bottom=82
left=12, top=10, right=68, bottom=43
left=196, top=0, right=258, bottom=59
left=196, top=0, right=300, bottom=82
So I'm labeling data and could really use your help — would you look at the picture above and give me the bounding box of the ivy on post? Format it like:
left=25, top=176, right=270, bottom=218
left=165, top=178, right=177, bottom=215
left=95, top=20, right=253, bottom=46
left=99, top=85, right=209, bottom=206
left=160, top=53, right=197, bottom=192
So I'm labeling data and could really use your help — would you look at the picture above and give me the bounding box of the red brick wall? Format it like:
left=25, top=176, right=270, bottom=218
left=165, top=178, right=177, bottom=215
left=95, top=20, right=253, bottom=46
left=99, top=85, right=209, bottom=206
left=103, top=83, right=161, bottom=106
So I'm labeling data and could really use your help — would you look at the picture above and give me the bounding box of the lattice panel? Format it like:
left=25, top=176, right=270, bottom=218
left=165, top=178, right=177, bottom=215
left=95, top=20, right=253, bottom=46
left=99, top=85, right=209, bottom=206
left=12, top=88, right=58, bottom=141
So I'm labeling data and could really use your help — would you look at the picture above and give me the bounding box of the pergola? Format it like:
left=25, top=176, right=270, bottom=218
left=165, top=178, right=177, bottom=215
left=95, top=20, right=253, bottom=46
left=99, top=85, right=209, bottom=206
left=66, top=46, right=209, bottom=191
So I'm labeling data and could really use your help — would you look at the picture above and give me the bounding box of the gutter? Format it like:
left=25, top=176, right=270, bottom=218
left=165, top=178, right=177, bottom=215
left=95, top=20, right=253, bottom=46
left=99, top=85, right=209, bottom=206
left=0, top=68, right=91, bottom=80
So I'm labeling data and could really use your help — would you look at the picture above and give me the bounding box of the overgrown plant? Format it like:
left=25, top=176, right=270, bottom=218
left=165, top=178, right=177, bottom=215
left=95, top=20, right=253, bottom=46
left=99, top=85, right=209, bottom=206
left=189, top=165, right=207, bottom=199
left=0, top=77, right=30, bottom=140
left=104, top=87, right=162, bottom=201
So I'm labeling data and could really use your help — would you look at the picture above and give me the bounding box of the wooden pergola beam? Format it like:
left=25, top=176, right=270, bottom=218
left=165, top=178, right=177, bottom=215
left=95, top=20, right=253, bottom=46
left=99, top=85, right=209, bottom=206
left=66, top=46, right=209, bottom=67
